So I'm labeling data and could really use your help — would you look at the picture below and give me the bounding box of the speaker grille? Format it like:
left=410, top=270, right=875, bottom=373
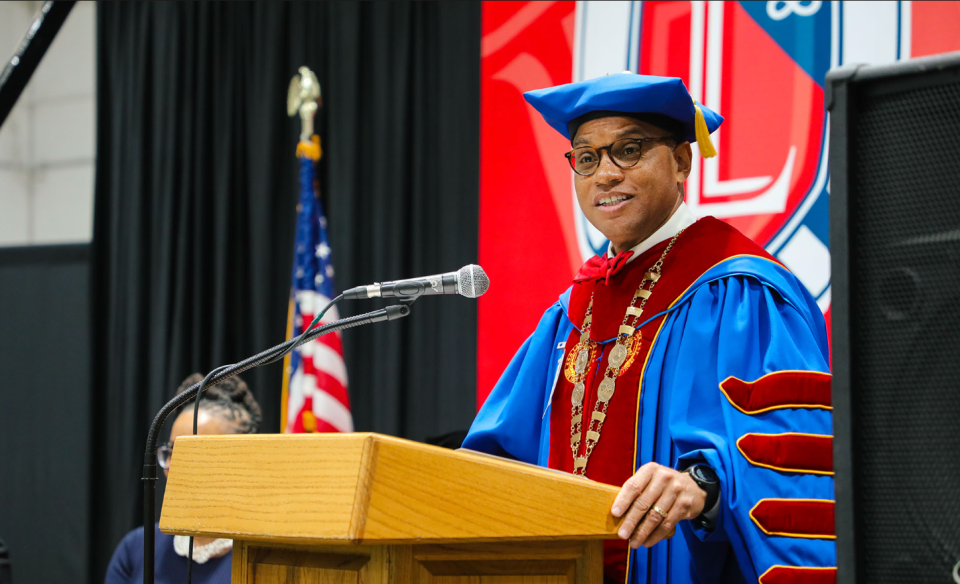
left=849, top=73, right=960, bottom=583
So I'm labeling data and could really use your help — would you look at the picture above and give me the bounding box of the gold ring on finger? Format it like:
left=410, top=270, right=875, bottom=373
left=652, top=505, right=667, bottom=519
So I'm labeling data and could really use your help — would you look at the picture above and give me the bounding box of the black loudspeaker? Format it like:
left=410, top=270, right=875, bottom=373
left=828, top=52, right=960, bottom=584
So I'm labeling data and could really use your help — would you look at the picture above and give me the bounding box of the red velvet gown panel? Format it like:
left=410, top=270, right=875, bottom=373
left=547, top=217, right=779, bottom=583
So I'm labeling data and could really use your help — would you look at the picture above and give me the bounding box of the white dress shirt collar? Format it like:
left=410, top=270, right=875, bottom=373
left=606, top=202, right=698, bottom=263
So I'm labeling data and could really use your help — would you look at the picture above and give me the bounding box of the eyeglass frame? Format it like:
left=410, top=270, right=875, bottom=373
left=564, top=136, right=679, bottom=176
left=157, top=442, right=174, bottom=470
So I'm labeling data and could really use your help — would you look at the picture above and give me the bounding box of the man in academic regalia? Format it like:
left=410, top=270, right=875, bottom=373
left=463, top=74, right=836, bottom=584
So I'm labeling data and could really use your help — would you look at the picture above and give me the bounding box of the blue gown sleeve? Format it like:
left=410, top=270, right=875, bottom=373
left=655, top=275, right=834, bottom=582
left=463, top=301, right=571, bottom=465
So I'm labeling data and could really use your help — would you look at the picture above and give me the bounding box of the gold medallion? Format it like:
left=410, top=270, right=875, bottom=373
left=564, top=340, right=597, bottom=382
left=597, top=378, right=616, bottom=402
left=608, top=343, right=628, bottom=368
left=571, top=381, right=585, bottom=406
left=575, top=348, right=590, bottom=373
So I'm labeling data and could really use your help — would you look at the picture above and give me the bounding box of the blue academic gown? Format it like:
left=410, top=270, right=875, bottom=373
left=463, top=255, right=836, bottom=584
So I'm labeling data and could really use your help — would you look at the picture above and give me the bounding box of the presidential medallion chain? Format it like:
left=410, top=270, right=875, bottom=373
left=569, top=229, right=685, bottom=476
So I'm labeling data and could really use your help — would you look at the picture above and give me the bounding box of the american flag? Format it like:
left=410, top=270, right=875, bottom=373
left=282, top=141, right=353, bottom=433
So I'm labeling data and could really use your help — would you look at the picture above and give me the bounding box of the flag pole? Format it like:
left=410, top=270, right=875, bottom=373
left=282, top=67, right=322, bottom=432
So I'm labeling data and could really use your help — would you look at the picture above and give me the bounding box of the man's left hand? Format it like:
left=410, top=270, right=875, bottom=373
left=611, top=462, right=707, bottom=549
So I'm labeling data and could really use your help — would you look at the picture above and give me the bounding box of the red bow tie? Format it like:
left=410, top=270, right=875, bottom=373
left=574, top=250, right=634, bottom=285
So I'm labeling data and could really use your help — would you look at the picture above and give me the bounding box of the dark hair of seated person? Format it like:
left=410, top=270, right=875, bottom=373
left=173, top=372, right=263, bottom=434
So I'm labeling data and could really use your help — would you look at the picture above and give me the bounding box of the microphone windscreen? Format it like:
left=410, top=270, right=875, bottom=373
left=457, top=265, right=489, bottom=298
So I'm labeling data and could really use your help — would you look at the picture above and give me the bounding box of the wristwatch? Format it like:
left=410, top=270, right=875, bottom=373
left=683, top=464, right=720, bottom=530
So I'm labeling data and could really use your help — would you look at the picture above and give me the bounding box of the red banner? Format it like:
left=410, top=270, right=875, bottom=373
left=478, top=0, right=960, bottom=407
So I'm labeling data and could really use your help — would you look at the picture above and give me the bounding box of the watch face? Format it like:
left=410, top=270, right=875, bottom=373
left=691, top=465, right=719, bottom=485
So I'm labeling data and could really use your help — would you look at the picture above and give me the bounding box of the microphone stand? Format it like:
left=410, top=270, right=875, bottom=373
left=141, top=303, right=411, bottom=584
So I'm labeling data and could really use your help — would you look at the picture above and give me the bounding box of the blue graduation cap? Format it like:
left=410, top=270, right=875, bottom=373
left=523, top=72, right=723, bottom=158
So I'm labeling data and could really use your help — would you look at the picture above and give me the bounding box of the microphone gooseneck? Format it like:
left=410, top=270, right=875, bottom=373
left=141, top=301, right=410, bottom=584
left=186, top=363, right=233, bottom=583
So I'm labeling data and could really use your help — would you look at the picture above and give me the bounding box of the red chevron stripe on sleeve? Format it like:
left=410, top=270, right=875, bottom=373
left=759, top=566, right=837, bottom=584
left=720, top=371, right=832, bottom=414
left=750, top=499, right=835, bottom=539
left=737, top=433, right=834, bottom=475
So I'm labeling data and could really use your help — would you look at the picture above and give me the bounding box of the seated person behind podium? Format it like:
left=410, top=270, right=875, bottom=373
left=462, top=74, right=835, bottom=584
left=105, top=374, right=262, bottom=584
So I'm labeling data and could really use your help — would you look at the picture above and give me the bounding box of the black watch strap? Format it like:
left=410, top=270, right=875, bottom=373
left=684, top=464, right=720, bottom=529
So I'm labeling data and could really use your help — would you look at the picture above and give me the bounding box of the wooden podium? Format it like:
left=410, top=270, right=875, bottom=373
left=161, top=433, right=623, bottom=584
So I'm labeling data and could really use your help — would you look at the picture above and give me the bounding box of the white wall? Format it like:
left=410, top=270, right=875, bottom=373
left=0, top=1, right=95, bottom=246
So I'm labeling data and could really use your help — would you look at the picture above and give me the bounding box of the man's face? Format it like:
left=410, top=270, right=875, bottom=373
left=572, top=116, right=692, bottom=253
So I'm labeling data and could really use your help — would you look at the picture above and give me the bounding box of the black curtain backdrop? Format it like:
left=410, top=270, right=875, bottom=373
left=91, top=2, right=480, bottom=582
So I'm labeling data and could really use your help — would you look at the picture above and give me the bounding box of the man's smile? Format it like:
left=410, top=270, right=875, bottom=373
left=594, top=192, right=635, bottom=212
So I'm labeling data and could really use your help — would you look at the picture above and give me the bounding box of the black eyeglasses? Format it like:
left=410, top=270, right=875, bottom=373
left=564, top=137, right=676, bottom=176
left=157, top=442, right=174, bottom=470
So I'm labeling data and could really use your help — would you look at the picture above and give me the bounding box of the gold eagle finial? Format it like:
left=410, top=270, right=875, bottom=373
left=288, top=66, right=322, bottom=142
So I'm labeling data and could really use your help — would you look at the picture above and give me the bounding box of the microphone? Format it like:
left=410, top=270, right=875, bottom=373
left=343, top=264, right=489, bottom=300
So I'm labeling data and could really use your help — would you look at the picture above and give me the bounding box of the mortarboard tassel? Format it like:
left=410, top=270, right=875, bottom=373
left=693, top=100, right=717, bottom=158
